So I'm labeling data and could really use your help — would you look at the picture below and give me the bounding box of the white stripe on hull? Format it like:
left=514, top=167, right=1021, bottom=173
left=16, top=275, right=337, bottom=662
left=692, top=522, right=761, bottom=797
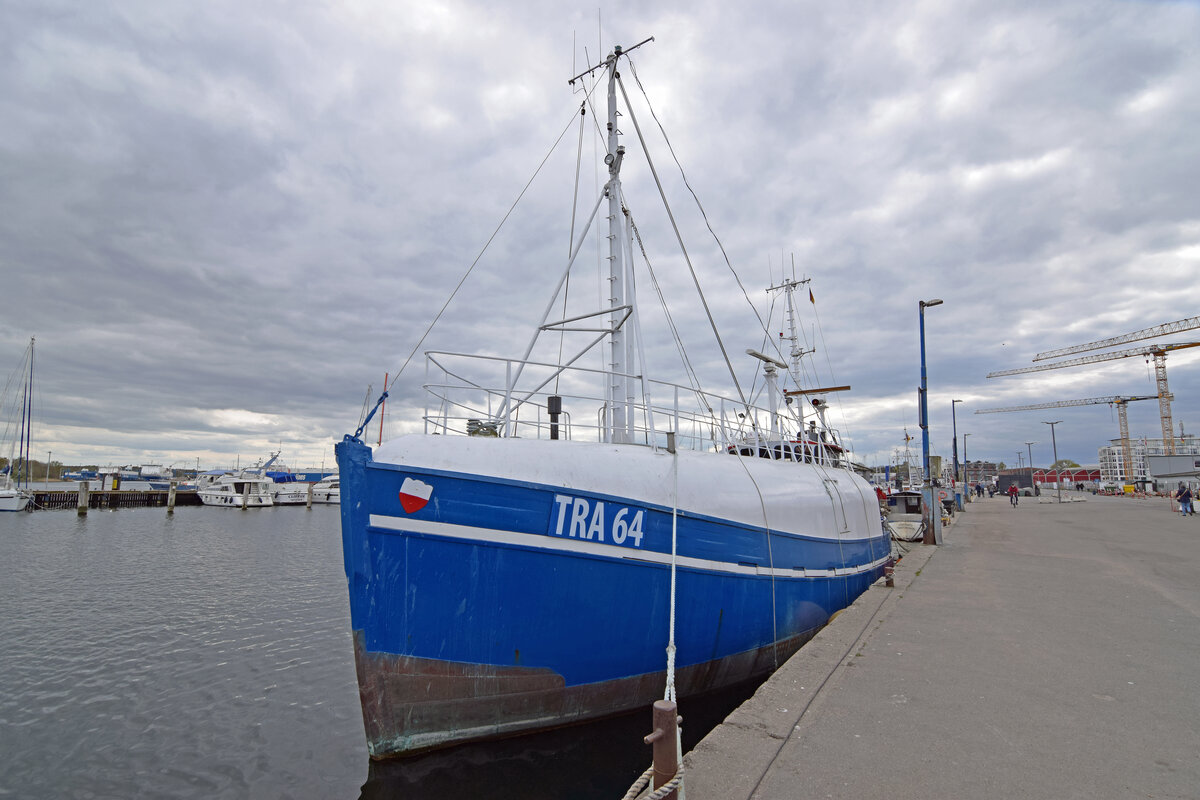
left=368, top=514, right=891, bottom=578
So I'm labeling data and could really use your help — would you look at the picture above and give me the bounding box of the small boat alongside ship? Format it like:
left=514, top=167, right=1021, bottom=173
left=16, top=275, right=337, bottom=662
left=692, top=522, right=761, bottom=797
left=335, top=40, right=890, bottom=760
left=882, top=490, right=926, bottom=541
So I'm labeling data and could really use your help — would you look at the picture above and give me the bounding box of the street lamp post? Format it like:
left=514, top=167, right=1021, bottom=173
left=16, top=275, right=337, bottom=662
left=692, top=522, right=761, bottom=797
left=1025, top=441, right=1037, bottom=497
left=918, top=298, right=944, bottom=544
left=952, top=399, right=963, bottom=510
left=963, top=433, right=971, bottom=492
left=1043, top=421, right=1063, bottom=503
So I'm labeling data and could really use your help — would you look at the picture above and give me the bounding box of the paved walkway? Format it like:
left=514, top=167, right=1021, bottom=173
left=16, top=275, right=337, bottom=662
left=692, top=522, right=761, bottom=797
left=682, top=493, right=1200, bottom=799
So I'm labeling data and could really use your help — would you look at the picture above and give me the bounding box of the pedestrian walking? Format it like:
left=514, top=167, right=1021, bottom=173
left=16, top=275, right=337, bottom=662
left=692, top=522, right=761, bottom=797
left=1176, top=484, right=1194, bottom=516
left=1008, top=483, right=1019, bottom=507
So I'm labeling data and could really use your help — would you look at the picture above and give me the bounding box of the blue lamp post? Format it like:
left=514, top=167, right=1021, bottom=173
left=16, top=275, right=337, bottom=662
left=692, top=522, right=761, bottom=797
left=952, top=399, right=963, bottom=510
left=918, top=298, right=943, bottom=543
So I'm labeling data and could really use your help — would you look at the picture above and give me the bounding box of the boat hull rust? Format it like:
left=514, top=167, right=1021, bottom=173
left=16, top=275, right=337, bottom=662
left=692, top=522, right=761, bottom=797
left=337, top=435, right=889, bottom=758
left=352, top=626, right=821, bottom=758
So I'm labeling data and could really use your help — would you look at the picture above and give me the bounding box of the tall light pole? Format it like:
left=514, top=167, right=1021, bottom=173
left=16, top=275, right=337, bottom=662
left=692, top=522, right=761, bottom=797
left=918, top=298, right=943, bottom=544
left=46, top=450, right=51, bottom=487
left=962, top=433, right=971, bottom=490
left=951, top=399, right=963, bottom=509
left=1025, top=441, right=1037, bottom=497
left=1043, top=421, right=1062, bottom=503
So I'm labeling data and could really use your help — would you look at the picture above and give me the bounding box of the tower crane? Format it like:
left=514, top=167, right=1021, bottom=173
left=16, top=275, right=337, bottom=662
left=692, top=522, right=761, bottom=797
left=1034, top=315, right=1200, bottom=361
left=987, top=341, right=1200, bottom=455
left=975, top=395, right=1158, bottom=486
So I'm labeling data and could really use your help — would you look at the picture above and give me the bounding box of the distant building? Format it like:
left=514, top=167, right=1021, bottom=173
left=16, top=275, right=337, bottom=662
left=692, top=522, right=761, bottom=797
left=1146, top=454, right=1200, bottom=494
left=1032, top=467, right=1101, bottom=486
left=1099, top=436, right=1200, bottom=486
left=962, top=460, right=1003, bottom=485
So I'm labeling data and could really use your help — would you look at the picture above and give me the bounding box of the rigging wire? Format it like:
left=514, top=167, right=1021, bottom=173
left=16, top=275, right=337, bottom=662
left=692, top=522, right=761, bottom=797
left=628, top=214, right=711, bottom=413
left=555, top=103, right=590, bottom=395
left=385, top=80, right=604, bottom=395
left=626, top=59, right=775, bottom=352
left=615, top=69, right=753, bottom=422
left=806, top=289, right=855, bottom=455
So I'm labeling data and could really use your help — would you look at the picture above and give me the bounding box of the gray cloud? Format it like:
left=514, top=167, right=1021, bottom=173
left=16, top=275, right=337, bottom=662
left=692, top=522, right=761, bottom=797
left=2, top=0, right=1198, bottom=473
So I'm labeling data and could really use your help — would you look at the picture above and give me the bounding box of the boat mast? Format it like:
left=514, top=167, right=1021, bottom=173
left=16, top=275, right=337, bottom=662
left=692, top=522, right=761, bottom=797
left=605, top=46, right=630, bottom=444
left=15, top=338, right=34, bottom=489
left=767, top=277, right=813, bottom=430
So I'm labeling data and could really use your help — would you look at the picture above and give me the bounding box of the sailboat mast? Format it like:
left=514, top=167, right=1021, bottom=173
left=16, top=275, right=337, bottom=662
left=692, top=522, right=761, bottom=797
left=17, top=338, right=34, bottom=488
left=605, top=47, right=630, bottom=444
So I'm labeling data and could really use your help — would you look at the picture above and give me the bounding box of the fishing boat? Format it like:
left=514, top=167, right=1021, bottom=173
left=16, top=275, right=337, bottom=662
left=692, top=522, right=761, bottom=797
left=879, top=430, right=928, bottom=541
left=1, top=339, right=36, bottom=513
left=335, top=40, right=891, bottom=759
left=882, top=490, right=926, bottom=541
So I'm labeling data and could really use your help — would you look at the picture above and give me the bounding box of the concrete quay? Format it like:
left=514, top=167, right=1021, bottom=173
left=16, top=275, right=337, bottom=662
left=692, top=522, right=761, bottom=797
left=682, top=493, right=1200, bottom=799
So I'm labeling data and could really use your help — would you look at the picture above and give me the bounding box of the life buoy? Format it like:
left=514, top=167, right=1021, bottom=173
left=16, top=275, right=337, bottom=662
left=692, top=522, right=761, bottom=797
left=938, top=490, right=948, bottom=501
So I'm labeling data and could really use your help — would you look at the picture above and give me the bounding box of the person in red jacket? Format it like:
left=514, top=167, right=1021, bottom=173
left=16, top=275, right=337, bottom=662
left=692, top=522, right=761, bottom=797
left=1008, top=483, right=1019, bottom=507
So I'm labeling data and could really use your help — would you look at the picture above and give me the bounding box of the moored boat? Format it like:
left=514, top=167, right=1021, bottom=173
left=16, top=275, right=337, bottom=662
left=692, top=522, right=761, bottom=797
left=1, top=338, right=36, bottom=513
left=336, top=41, right=890, bottom=759
left=271, top=483, right=311, bottom=505
left=882, top=490, right=926, bottom=541
left=0, top=477, right=29, bottom=512
left=197, top=474, right=275, bottom=507
left=310, top=475, right=339, bottom=504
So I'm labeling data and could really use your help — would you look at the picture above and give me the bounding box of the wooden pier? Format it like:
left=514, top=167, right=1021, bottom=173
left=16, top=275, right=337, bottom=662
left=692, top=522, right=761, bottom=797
left=28, top=490, right=203, bottom=511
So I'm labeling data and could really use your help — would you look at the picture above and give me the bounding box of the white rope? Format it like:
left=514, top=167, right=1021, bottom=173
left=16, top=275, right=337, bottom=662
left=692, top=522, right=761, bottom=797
left=665, top=440, right=679, bottom=703
left=665, top=438, right=686, bottom=800
left=621, top=765, right=684, bottom=800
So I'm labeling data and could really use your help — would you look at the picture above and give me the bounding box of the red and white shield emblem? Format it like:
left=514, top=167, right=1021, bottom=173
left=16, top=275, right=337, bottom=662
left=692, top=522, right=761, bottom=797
left=399, top=477, right=433, bottom=513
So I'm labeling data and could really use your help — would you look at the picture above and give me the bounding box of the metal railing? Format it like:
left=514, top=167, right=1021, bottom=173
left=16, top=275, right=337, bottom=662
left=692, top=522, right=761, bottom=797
left=420, top=351, right=845, bottom=466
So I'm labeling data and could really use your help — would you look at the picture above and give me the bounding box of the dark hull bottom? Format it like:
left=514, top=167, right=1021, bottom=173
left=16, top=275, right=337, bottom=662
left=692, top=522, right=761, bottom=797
left=354, top=627, right=820, bottom=759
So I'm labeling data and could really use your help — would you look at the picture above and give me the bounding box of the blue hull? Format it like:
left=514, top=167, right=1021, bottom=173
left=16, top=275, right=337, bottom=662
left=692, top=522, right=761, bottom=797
left=337, top=436, right=890, bottom=757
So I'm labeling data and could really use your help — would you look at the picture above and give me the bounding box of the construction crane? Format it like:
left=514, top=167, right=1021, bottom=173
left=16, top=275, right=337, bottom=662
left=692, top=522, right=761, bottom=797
left=1034, top=315, right=1200, bottom=361
left=987, top=341, right=1200, bottom=455
left=976, top=395, right=1158, bottom=486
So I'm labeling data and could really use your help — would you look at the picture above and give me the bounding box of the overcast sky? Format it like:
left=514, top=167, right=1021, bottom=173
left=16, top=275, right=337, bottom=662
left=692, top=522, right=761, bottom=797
left=2, top=0, right=1198, bottom=473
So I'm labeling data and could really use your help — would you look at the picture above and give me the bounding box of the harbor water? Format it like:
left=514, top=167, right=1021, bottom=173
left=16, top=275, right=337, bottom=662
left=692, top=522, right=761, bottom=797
left=0, top=505, right=760, bottom=799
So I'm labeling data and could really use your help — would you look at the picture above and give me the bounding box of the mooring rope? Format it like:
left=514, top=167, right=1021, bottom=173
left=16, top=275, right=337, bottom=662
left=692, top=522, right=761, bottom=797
left=665, top=438, right=686, bottom=799
left=622, top=765, right=684, bottom=800
left=665, top=440, right=679, bottom=703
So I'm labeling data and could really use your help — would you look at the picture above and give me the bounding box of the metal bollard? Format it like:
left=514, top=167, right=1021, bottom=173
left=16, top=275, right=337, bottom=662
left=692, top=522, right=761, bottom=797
left=643, top=699, right=679, bottom=800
